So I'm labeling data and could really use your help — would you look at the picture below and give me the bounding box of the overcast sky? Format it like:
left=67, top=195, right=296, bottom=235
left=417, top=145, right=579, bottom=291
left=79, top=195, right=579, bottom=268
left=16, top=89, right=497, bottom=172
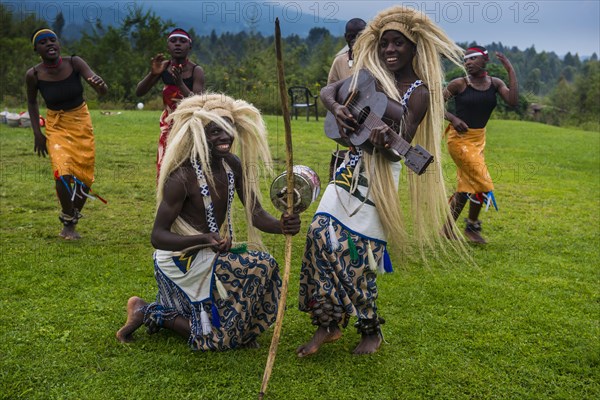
left=12, top=0, right=600, bottom=56
left=278, top=0, right=600, bottom=56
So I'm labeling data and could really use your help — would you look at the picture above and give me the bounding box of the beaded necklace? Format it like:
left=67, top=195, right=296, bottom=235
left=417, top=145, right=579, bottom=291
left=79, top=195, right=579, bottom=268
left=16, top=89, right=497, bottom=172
left=399, top=80, right=423, bottom=112
left=191, top=158, right=235, bottom=240
left=43, top=56, right=62, bottom=69
left=191, top=157, right=235, bottom=334
left=170, top=58, right=189, bottom=68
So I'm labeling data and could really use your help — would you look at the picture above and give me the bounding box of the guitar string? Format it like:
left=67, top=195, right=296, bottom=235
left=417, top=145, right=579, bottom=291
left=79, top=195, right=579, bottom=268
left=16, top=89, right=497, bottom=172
left=343, top=97, right=410, bottom=153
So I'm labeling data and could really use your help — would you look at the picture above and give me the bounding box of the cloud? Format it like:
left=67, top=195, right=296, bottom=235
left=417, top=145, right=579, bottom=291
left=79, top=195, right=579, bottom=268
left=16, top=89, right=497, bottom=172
left=329, top=0, right=600, bottom=55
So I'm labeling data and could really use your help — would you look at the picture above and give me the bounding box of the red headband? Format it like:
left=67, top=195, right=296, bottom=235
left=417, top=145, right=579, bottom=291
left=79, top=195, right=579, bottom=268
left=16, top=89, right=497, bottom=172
left=168, top=29, right=191, bottom=43
left=466, top=47, right=489, bottom=60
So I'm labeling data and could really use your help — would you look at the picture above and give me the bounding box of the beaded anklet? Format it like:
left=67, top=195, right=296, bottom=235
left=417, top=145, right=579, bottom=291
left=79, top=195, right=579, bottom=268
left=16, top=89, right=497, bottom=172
left=354, top=316, right=385, bottom=336
left=58, top=209, right=82, bottom=226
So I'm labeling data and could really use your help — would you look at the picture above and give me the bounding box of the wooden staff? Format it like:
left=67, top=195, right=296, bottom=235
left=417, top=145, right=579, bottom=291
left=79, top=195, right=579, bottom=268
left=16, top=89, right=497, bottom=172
left=258, top=17, right=294, bottom=400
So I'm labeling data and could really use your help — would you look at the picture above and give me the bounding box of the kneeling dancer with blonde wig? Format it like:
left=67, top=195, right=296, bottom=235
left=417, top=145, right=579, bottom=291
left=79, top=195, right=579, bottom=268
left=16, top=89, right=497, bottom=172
left=116, top=94, right=301, bottom=350
left=297, top=6, right=465, bottom=356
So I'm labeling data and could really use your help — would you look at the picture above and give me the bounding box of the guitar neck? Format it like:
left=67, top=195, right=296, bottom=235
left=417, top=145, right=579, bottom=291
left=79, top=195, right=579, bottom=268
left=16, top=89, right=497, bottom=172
left=387, top=133, right=411, bottom=155
left=363, top=113, right=411, bottom=155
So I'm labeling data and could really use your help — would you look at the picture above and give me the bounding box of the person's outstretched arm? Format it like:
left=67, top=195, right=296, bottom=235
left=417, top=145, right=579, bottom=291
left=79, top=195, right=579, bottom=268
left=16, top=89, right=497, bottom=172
left=494, top=52, right=519, bottom=107
left=73, top=56, right=108, bottom=96
left=229, top=156, right=301, bottom=235
left=135, top=54, right=169, bottom=97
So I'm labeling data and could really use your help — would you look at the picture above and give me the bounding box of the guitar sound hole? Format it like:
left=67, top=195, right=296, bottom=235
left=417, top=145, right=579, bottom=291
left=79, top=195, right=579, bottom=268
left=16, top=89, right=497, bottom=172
left=357, top=107, right=370, bottom=124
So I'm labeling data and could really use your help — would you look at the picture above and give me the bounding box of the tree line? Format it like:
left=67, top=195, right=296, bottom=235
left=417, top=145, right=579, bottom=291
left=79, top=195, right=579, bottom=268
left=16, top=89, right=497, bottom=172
left=1, top=4, right=597, bottom=130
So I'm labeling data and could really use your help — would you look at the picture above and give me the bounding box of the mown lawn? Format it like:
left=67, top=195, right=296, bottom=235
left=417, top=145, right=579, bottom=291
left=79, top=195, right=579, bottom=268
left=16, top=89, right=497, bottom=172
left=0, top=110, right=598, bottom=400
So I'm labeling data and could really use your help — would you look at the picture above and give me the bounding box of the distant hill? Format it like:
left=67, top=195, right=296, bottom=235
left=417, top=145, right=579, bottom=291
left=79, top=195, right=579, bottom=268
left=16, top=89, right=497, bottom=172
left=19, top=0, right=346, bottom=39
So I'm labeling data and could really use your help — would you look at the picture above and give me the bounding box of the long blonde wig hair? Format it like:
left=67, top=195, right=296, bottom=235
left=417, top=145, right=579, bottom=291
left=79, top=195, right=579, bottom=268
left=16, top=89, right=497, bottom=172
left=350, top=6, right=466, bottom=260
left=156, top=93, right=273, bottom=249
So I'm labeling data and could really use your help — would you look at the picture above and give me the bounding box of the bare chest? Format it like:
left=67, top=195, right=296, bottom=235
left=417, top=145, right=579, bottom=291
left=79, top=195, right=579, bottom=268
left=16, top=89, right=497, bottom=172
left=180, top=169, right=232, bottom=231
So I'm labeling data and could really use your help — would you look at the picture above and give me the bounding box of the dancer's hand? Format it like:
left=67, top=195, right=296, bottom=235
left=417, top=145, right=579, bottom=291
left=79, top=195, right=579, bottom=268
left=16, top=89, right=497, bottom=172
left=450, top=116, right=469, bottom=133
left=33, top=131, right=47, bottom=157
left=496, top=52, right=514, bottom=73
left=87, top=75, right=107, bottom=89
left=280, top=212, right=301, bottom=235
left=170, top=63, right=184, bottom=87
left=202, top=233, right=232, bottom=253
left=369, top=125, right=394, bottom=149
left=150, top=54, right=169, bottom=76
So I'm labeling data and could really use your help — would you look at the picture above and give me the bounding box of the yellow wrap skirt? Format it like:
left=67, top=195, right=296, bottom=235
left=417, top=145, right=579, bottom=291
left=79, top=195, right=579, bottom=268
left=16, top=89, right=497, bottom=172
left=45, top=103, right=95, bottom=187
left=446, top=124, right=494, bottom=194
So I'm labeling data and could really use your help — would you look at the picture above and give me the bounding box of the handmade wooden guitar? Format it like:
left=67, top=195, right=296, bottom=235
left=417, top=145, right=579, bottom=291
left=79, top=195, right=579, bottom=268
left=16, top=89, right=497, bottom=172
left=324, top=69, right=434, bottom=175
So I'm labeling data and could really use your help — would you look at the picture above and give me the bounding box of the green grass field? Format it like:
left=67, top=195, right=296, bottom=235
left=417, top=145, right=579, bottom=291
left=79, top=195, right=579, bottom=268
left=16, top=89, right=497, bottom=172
left=1, top=110, right=598, bottom=400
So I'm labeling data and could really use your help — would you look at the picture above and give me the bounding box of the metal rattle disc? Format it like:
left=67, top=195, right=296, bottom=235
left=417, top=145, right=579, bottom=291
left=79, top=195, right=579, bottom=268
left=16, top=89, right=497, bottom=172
left=269, top=165, right=321, bottom=214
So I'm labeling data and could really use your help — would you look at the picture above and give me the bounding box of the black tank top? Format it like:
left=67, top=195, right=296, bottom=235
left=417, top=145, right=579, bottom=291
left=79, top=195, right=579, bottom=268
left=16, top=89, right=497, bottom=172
left=161, top=65, right=197, bottom=89
left=36, top=59, right=85, bottom=111
left=454, top=80, right=497, bottom=129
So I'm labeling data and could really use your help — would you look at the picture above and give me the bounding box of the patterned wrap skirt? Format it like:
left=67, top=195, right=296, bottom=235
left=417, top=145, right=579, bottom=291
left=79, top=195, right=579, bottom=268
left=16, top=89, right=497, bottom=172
left=157, top=84, right=184, bottom=180
left=298, top=214, right=385, bottom=324
left=45, top=102, right=95, bottom=186
left=144, top=249, right=281, bottom=351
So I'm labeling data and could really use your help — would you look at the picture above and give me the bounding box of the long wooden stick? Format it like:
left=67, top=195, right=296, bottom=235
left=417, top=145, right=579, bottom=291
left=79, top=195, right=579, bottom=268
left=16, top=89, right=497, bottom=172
left=258, top=17, right=294, bottom=400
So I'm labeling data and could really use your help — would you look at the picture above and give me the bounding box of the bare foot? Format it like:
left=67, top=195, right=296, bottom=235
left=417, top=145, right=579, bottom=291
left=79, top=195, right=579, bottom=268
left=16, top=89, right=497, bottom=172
left=353, top=333, right=382, bottom=355
left=116, top=296, right=148, bottom=343
left=296, top=325, right=342, bottom=358
left=59, top=224, right=81, bottom=240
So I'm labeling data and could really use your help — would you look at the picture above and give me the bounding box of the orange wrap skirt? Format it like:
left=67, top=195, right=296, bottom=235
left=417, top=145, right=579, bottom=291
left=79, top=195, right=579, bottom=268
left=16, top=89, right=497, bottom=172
left=446, top=124, right=493, bottom=194
left=45, top=103, right=95, bottom=187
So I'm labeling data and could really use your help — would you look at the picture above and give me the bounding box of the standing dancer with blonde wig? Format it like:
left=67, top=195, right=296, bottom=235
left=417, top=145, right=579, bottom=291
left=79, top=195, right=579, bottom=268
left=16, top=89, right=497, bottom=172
left=297, top=6, right=465, bottom=356
left=116, top=94, right=301, bottom=350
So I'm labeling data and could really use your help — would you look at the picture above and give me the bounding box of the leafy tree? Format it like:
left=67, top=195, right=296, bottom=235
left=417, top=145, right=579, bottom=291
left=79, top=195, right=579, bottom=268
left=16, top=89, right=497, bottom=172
left=572, top=60, right=600, bottom=123
left=122, top=5, right=174, bottom=56
left=445, top=67, right=465, bottom=83
left=524, top=68, right=542, bottom=94
left=75, top=26, right=134, bottom=103
left=0, top=3, right=597, bottom=130
left=563, top=52, right=581, bottom=68
left=303, top=30, right=336, bottom=87
left=53, top=12, right=65, bottom=37
left=547, top=77, right=575, bottom=124
left=306, top=27, right=330, bottom=48
left=0, top=4, right=46, bottom=105
left=561, top=66, right=577, bottom=82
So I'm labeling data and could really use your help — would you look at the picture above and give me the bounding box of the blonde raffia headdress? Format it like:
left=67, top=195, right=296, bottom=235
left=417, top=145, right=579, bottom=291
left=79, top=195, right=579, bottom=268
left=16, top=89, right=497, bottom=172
left=350, top=6, right=467, bottom=262
left=376, top=19, right=416, bottom=43
left=157, top=93, right=273, bottom=249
